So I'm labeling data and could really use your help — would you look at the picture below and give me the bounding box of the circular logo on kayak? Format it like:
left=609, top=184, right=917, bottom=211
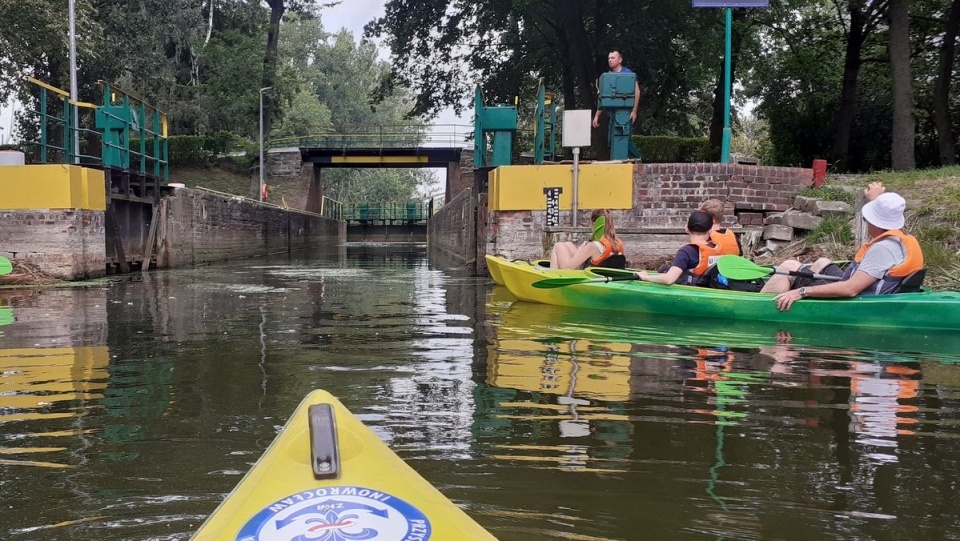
left=236, top=485, right=431, bottom=541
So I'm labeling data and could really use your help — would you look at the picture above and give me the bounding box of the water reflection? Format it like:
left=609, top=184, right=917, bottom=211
left=481, top=288, right=960, bottom=539
left=2, top=251, right=960, bottom=540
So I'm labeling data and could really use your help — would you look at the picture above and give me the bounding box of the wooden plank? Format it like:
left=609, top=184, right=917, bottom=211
left=141, top=203, right=160, bottom=272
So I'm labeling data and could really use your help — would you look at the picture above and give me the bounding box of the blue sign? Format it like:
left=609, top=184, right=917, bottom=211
left=693, top=1, right=769, bottom=6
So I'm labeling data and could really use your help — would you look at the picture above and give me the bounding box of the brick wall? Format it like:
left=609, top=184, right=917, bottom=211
left=0, top=209, right=106, bottom=279
left=484, top=162, right=814, bottom=266
left=160, top=189, right=343, bottom=268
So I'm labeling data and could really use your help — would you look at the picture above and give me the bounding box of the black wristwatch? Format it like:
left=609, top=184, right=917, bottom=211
left=798, top=287, right=807, bottom=298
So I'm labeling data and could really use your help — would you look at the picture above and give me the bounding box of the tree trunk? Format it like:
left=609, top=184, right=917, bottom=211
left=889, top=0, right=915, bottom=171
left=261, top=0, right=285, bottom=142
left=934, top=0, right=960, bottom=166
left=558, top=0, right=603, bottom=156
left=831, top=2, right=868, bottom=173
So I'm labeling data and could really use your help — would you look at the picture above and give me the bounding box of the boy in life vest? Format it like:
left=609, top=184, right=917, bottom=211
left=699, top=199, right=741, bottom=256
left=549, top=209, right=627, bottom=269
left=762, top=182, right=924, bottom=311
left=634, top=210, right=720, bottom=285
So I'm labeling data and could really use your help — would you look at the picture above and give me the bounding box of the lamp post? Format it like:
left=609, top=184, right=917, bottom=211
left=69, top=0, right=79, bottom=163
left=259, top=86, right=273, bottom=202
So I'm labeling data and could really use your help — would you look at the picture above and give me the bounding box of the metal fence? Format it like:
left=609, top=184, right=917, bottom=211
left=342, top=201, right=433, bottom=223
left=21, top=77, right=168, bottom=179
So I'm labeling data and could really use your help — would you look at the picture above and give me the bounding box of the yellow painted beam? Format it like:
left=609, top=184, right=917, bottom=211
left=0, top=165, right=106, bottom=211
left=330, top=155, right=429, bottom=165
left=488, top=163, right=634, bottom=211
left=26, top=77, right=69, bottom=97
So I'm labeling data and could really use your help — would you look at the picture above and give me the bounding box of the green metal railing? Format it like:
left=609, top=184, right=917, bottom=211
left=343, top=201, right=433, bottom=223
left=97, top=81, right=168, bottom=179
left=22, top=77, right=168, bottom=179
left=24, top=77, right=96, bottom=164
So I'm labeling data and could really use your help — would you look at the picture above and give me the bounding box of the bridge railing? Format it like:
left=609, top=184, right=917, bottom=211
left=269, top=124, right=473, bottom=150
left=343, top=201, right=433, bottom=223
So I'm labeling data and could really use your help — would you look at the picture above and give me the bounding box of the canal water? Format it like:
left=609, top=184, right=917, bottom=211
left=2, top=244, right=960, bottom=540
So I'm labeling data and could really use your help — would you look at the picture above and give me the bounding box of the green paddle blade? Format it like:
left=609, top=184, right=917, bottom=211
left=0, top=256, right=12, bottom=276
left=0, top=306, right=12, bottom=326
left=716, top=255, right=773, bottom=281
left=591, top=216, right=606, bottom=241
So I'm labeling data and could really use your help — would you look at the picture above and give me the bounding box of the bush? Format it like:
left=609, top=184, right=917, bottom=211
left=168, top=135, right=213, bottom=167
left=633, top=136, right=716, bottom=163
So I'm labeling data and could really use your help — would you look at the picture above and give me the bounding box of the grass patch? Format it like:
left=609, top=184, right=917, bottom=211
left=805, top=217, right=853, bottom=245
left=797, top=186, right=855, bottom=205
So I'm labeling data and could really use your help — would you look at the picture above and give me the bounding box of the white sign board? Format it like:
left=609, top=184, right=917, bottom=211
left=562, top=110, right=592, bottom=148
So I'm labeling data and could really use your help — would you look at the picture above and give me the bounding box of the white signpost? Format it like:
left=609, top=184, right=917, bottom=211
left=562, top=110, right=592, bottom=226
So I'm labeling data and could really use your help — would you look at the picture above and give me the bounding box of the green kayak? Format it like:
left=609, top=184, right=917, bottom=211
left=488, top=256, right=960, bottom=331
left=489, top=293, right=960, bottom=358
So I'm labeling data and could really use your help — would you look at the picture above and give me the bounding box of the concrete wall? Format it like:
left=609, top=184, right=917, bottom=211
left=484, top=162, right=814, bottom=265
left=428, top=187, right=477, bottom=271
left=347, top=223, right=426, bottom=243
left=0, top=165, right=107, bottom=279
left=0, top=209, right=106, bottom=279
left=159, top=188, right=343, bottom=268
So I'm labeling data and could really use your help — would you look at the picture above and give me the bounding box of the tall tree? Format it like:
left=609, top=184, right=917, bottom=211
left=934, top=0, right=960, bottom=165
left=831, top=0, right=888, bottom=172
left=889, top=0, right=916, bottom=170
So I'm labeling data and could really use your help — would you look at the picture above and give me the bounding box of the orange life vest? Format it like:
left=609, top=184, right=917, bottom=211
left=709, top=227, right=741, bottom=256
left=591, top=237, right=626, bottom=266
left=846, top=229, right=924, bottom=294
left=688, top=241, right=722, bottom=277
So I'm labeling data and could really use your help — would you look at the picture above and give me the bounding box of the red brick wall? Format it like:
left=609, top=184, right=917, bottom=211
left=631, top=163, right=813, bottom=228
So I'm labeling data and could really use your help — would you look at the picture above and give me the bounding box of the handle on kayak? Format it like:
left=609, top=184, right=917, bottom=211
left=308, top=404, right=341, bottom=479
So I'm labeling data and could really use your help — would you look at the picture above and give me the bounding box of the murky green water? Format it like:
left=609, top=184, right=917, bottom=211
left=3, top=245, right=960, bottom=540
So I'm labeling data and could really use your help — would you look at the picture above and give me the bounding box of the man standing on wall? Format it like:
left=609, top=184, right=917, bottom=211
left=592, top=50, right=642, bottom=160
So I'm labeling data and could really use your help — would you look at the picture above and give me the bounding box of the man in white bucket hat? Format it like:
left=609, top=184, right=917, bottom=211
left=761, top=182, right=925, bottom=311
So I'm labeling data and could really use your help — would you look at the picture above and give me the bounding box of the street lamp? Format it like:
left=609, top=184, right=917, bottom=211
left=259, top=86, right=273, bottom=202
left=69, top=0, right=79, bottom=163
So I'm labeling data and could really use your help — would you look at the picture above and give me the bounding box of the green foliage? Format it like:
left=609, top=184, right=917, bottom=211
left=633, top=136, right=715, bottom=163
left=797, top=186, right=855, bottom=206
left=168, top=135, right=213, bottom=168
left=805, top=217, right=853, bottom=245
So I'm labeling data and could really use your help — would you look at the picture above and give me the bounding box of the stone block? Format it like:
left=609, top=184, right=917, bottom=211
left=794, top=195, right=817, bottom=213
left=765, top=239, right=792, bottom=253
left=766, top=212, right=784, bottom=225
left=762, top=224, right=794, bottom=241
left=814, top=200, right=852, bottom=217
left=781, top=211, right=822, bottom=231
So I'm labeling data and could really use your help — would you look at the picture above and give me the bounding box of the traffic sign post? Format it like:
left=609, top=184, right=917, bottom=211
left=693, top=1, right=769, bottom=163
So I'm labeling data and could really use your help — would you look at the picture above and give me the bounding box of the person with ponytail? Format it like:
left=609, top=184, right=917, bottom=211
left=549, top=209, right=627, bottom=269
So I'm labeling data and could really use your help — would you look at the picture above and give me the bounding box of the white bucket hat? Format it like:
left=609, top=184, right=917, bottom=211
left=861, top=192, right=905, bottom=230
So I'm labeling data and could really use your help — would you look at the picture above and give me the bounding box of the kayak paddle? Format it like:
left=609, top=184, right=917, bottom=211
left=0, top=256, right=12, bottom=276
left=716, top=255, right=841, bottom=282
left=533, top=274, right=641, bottom=289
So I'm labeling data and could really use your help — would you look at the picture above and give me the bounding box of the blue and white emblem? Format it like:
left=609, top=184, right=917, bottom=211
left=237, top=485, right=431, bottom=541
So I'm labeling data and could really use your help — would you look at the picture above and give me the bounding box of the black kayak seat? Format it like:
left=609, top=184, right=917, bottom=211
left=895, top=268, right=926, bottom=293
